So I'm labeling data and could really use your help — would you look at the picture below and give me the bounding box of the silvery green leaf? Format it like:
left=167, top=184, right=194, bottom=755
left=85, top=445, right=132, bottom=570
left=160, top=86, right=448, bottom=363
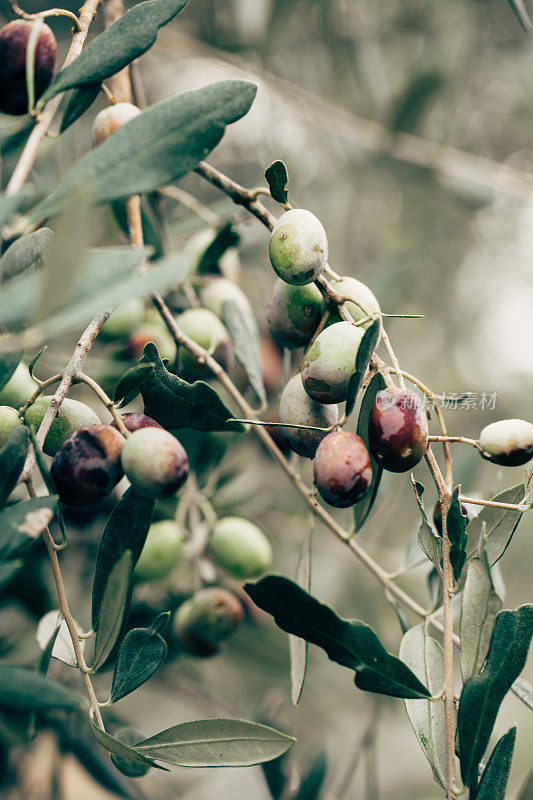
left=36, top=609, right=85, bottom=668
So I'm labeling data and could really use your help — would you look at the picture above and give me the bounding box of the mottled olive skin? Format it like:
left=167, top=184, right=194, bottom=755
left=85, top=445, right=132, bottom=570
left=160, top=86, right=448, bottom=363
left=25, top=396, right=101, bottom=456
left=200, top=277, right=252, bottom=318
left=121, top=427, right=189, bottom=499
left=110, top=727, right=150, bottom=778
left=174, top=587, right=244, bottom=657
left=114, top=412, right=163, bottom=433
left=127, top=322, right=176, bottom=364
left=51, top=424, right=125, bottom=507
left=0, top=21, right=57, bottom=115
left=134, top=520, right=185, bottom=582
left=269, top=209, right=328, bottom=286
left=267, top=279, right=325, bottom=349
left=328, top=276, right=381, bottom=329
left=433, top=501, right=475, bottom=537
left=0, top=363, right=37, bottom=408
left=91, top=102, right=141, bottom=147
left=278, top=374, right=338, bottom=459
left=478, top=419, right=533, bottom=467
left=314, top=431, right=372, bottom=508
left=176, top=308, right=233, bottom=380
left=368, top=387, right=428, bottom=473
left=209, top=517, right=272, bottom=579
left=0, top=406, right=22, bottom=447
left=100, top=297, right=144, bottom=340
left=301, top=321, right=364, bottom=404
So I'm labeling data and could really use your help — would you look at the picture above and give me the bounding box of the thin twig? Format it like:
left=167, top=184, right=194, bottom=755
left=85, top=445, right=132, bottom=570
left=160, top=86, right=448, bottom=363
left=159, top=185, right=221, bottom=227
left=75, top=372, right=130, bottom=437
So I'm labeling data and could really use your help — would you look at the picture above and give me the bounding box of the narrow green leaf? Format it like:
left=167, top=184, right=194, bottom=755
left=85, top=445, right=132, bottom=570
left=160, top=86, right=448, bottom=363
left=0, top=496, right=58, bottom=559
left=506, top=0, right=533, bottom=32
left=90, top=719, right=162, bottom=770
left=412, top=478, right=442, bottom=570
left=390, top=71, right=445, bottom=134
left=0, top=228, right=53, bottom=282
left=28, top=346, right=47, bottom=379
left=0, top=427, right=30, bottom=506
left=345, top=320, right=380, bottom=418
left=0, top=346, right=23, bottom=393
left=293, top=752, right=327, bottom=800
left=458, top=604, right=533, bottom=787
left=466, top=484, right=524, bottom=566
left=447, top=486, right=468, bottom=582
left=399, top=624, right=446, bottom=788
left=139, top=342, right=243, bottom=433
left=38, top=0, right=190, bottom=105
left=245, top=575, right=430, bottom=699
left=60, top=83, right=101, bottom=133
left=0, top=665, right=83, bottom=711
left=0, top=188, right=36, bottom=229
left=134, top=718, right=295, bottom=767
left=289, top=530, right=311, bottom=705
left=197, top=222, right=240, bottom=274
left=110, top=614, right=168, bottom=703
left=476, top=726, right=516, bottom=800
left=265, top=160, right=288, bottom=204
left=93, top=550, right=133, bottom=670
left=28, top=81, right=257, bottom=224
left=114, top=362, right=155, bottom=405
left=353, top=372, right=386, bottom=531
left=92, top=486, right=155, bottom=626
left=36, top=609, right=85, bottom=668
left=221, top=299, right=265, bottom=406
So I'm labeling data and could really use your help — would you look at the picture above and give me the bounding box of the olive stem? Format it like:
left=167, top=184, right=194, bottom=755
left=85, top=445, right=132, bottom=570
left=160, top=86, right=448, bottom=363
left=458, top=495, right=531, bottom=512
left=74, top=371, right=130, bottom=438
left=429, top=435, right=481, bottom=449
left=9, top=1, right=82, bottom=31
left=159, top=185, right=221, bottom=227
left=228, top=418, right=336, bottom=433
left=17, top=373, right=63, bottom=415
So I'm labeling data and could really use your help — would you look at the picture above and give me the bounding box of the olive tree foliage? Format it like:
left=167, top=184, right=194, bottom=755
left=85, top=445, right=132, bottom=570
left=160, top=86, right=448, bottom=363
left=0, top=0, right=532, bottom=798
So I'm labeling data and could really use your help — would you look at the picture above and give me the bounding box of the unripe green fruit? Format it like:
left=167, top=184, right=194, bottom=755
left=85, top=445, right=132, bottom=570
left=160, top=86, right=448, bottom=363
left=186, top=228, right=242, bottom=282
left=134, top=520, right=185, bottom=582
left=328, top=276, right=380, bottom=329
left=269, top=209, right=328, bottom=286
left=0, top=406, right=22, bottom=447
left=176, top=308, right=233, bottom=379
left=100, top=297, right=145, bottom=340
left=24, top=396, right=100, bottom=457
left=267, top=279, right=325, bottom=349
left=174, top=587, right=244, bottom=657
left=479, top=419, right=533, bottom=467
left=278, top=374, right=338, bottom=459
left=0, top=363, right=37, bottom=408
left=127, top=322, right=176, bottom=364
left=91, top=102, right=141, bottom=147
left=301, top=321, right=364, bottom=404
left=200, top=277, right=252, bottom=318
left=110, top=727, right=150, bottom=778
left=0, top=20, right=57, bottom=115
left=121, top=427, right=189, bottom=498
left=210, top=517, right=272, bottom=579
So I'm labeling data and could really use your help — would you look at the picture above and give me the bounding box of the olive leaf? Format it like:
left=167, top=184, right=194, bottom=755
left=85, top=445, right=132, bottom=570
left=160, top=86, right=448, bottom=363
left=390, top=71, right=446, bottom=134
left=36, top=609, right=85, bottom=668
left=221, top=299, right=265, bottom=406
left=399, top=623, right=446, bottom=788
left=447, top=486, right=468, bottom=582
left=60, top=83, right=101, bottom=133
left=197, top=222, right=240, bottom=274
left=245, top=575, right=431, bottom=699
left=0, top=665, right=83, bottom=712
left=412, top=478, right=442, bottom=570
left=466, top=484, right=524, bottom=566
left=0, top=427, right=30, bottom=507
left=345, top=320, right=380, bottom=418
left=476, top=726, right=517, bottom=800
left=110, top=613, right=169, bottom=703
left=353, top=372, right=386, bottom=531
left=27, top=81, right=257, bottom=224
left=0, top=496, right=59, bottom=559
left=0, top=346, right=23, bottom=393
left=114, top=362, right=155, bottom=406
left=458, top=604, right=533, bottom=787
left=139, top=342, right=243, bottom=433
left=265, top=160, right=289, bottom=204
left=38, top=0, right=190, bottom=106
left=92, top=487, right=155, bottom=627
left=93, top=550, right=133, bottom=670
left=0, top=227, right=53, bottom=282
left=0, top=188, right=37, bottom=230
left=293, top=751, right=327, bottom=800
left=506, top=0, right=533, bottom=32
left=90, top=720, right=163, bottom=770
left=289, top=529, right=312, bottom=706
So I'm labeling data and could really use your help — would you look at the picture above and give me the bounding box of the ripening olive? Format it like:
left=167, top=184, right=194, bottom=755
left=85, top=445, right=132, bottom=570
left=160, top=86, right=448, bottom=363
left=209, top=517, right=272, bottom=579
left=110, top=727, right=150, bottom=778
left=91, top=102, right=141, bottom=147
left=114, top=412, right=163, bottom=433
left=313, top=431, right=372, bottom=508
left=301, top=321, right=364, bottom=404
left=176, top=308, right=233, bottom=379
left=269, top=209, right=328, bottom=286
left=134, top=520, right=185, bottom=582
left=328, top=276, right=381, bottom=329
left=267, top=279, right=325, bottom=349
left=0, top=20, right=57, bottom=115
left=173, top=587, right=244, bottom=657
left=200, top=277, right=252, bottom=319
left=433, top=500, right=475, bottom=537
left=278, top=374, right=338, bottom=459
left=100, top=297, right=145, bottom=340
left=127, top=322, right=176, bottom=364
left=478, top=419, right=533, bottom=467
left=368, top=387, right=429, bottom=473
left=0, top=363, right=37, bottom=408
left=25, top=396, right=101, bottom=456
left=0, top=406, right=22, bottom=448
left=121, top=427, right=189, bottom=498
left=50, top=424, right=125, bottom=506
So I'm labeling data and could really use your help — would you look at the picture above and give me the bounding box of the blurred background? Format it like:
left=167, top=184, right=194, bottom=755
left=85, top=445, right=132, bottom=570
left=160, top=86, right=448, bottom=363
left=0, top=0, right=532, bottom=798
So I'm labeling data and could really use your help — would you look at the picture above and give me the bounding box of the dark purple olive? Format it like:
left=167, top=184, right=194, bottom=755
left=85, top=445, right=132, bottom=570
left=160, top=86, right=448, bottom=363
left=368, top=387, right=428, bottom=473
left=51, top=424, right=125, bottom=507
left=0, top=20, right=57, bottom=115
left=113, top=412, right=163, bottom=433
left=314, top=431, right=372, bottom=508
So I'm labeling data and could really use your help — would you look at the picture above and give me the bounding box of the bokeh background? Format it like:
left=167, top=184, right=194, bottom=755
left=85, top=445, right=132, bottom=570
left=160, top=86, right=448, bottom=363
left=0, top=0, right=532, bottom=798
